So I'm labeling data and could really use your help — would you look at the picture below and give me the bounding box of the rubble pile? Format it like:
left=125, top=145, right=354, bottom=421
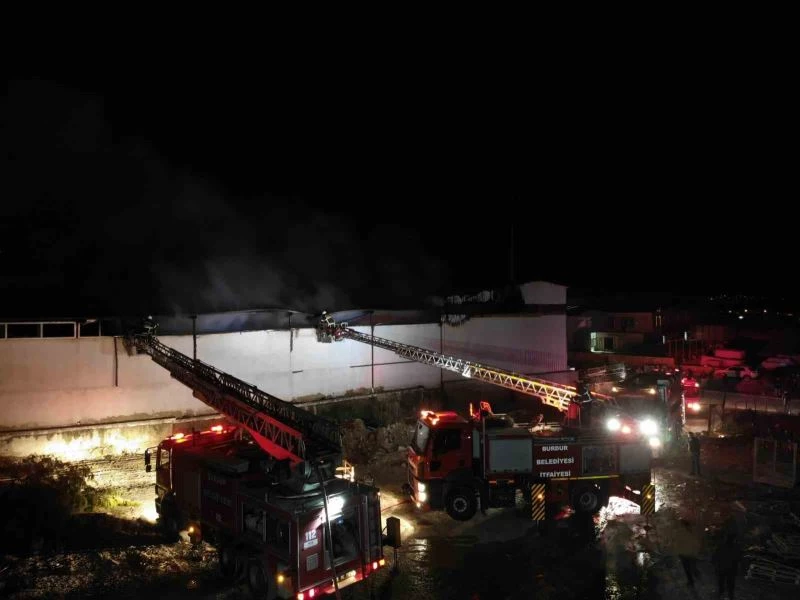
left=341, top=419, right=412, bottom=465
left=737, top=500, right=800, bottom=588
left=0, top=542, right=222, bottom=597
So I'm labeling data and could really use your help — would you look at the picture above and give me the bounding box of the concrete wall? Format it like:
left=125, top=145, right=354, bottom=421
left=0, top=414, right=220, bottom=460
left=0, top=314, right=567, bottom=431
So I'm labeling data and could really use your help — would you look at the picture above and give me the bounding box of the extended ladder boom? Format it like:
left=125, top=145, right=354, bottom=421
left=317, top=319, right=612, bottom=412
left=128, top=334, right=342, bottom=465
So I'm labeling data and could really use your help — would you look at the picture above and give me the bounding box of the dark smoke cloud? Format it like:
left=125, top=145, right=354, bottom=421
left=1, top=79, right=452, bottom=317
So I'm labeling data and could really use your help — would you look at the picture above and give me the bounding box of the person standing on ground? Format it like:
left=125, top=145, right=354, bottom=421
left=712, top=527, right=741, bottom=599
left=676, top=518, right=702, bottom=589
left=688, top=432, right=701, bottom=476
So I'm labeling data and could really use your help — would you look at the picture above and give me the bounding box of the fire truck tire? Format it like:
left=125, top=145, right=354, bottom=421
left=445, top=487, right=477, bottom=521
left=571, top=484, right=605, bottom=514
left=159, top=513, right=180, bottom=543
left=247, top=560, right=270, bottom=598
left=218, top=544, right=240, bottom=579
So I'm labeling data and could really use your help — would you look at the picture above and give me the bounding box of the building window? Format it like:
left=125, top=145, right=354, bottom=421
left=43, top=323, right=76, bottom=338
left=2, top=321, right=78, bottom=339
left=6, top=323, right=40, bottom=338
left=79, top=321, right=101, bottom=337
left=609, top=318, right=636, bottom=331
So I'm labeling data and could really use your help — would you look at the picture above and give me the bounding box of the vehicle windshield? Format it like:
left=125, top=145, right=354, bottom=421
left=411, top=421, right=431, bottom=454
left=625, top=375, right=663, bottom=387
left=615, top=396, right=666, bottom=419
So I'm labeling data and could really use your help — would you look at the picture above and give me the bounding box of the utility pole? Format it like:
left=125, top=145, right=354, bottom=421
left=440, top=321, right=444, bottom=394
left=509, top=222, right=515, bottom=284
left=370, top=311, right=375, bottom=394
left=289, top=313, right=293, bottom=353
left=191, top=315, right=197, bottom=361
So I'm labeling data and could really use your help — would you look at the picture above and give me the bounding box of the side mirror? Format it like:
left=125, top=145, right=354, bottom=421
left=146, top=464, right=152, bottom=473
left=144, top=449, right=151, bottom=471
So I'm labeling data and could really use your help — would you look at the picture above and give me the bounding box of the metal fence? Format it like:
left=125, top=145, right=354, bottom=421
left=702, top=390, right=795, bottom=415
left=753, top=437, right=797, bottom=487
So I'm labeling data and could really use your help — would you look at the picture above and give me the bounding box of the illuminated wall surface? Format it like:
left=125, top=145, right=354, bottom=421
left=0, top=315, right=566, bottom=432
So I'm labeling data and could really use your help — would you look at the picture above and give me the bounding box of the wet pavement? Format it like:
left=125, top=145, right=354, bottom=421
left=352, top=522, right=609, bottom=599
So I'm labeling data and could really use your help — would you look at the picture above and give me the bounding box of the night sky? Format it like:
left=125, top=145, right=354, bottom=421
left=1, top=75, right=792, bottom=318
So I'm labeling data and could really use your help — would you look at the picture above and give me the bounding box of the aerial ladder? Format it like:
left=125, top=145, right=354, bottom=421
left=126, top=328, right=393, bottom=599
left=124, top=331, right=343, bottom=472
left=316, top=315, right=618, bottom=416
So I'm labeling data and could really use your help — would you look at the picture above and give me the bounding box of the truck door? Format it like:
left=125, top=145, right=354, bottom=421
left=429, top=426, right=468, bottom=476
left=156, top=447, right=171, bottom=490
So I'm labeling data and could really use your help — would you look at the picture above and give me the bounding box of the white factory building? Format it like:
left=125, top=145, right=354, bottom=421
left=0, top=281, right=567, bottom=444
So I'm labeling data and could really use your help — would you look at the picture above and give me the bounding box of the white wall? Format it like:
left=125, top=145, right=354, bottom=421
left=393, top=316, right=567, bottom=374
left=0, top=315, right=566, bottom=430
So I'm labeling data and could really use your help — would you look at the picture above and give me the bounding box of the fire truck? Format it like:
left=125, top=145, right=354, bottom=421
left=128, top=332, right=396, bottom=599
left=405, top=403, right=653, bottom=521
left=316, top=317, right=656, bottom=522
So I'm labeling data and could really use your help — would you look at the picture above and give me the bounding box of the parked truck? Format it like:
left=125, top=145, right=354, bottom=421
left=127, top=331, right=398, bottom=599
left=316, top=317, right=656, bottom=522
left=145, top=424, right=387, bottom=598
left=403, top=402, right=654, bottom=521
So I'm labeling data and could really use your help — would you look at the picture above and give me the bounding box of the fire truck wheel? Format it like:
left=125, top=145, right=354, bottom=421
left=247, top=560, right=269, bottom=598
left=218, top=545, right=239, bottom=579
left=571, top=484, right=603, bottom=514
left=445, top=487, right=477, bottom=521
left=160, top=514, right=180, bottom=543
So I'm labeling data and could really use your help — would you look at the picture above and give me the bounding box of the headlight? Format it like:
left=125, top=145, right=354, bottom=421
left=611, top=386, right=619, bottom=393
left=639, top=419, right=658, bottom=436
left=647, top=387, right=657, bottom=395
left=418, top=482, right=426, bottom=493
left=606, top=418, right=621, bottom=431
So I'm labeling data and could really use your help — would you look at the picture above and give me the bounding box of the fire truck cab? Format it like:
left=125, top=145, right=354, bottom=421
left=405, top=404, right=655, bottom=521
left=145, top=425, right=389, bottom=598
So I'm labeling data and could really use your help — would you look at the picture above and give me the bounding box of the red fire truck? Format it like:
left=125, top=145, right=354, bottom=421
left=404, top=402, right=654, bottom=521
left=316, top=318, right=656, bottom=522
left=128, top=333, right=397, bottom=599
left=145, top=425, right=387, bottom=598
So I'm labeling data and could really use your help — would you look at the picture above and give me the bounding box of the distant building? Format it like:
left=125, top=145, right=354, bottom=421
left=567, top=308, right=663, bottom=354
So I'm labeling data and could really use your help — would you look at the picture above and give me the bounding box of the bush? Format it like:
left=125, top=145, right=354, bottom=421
left=0, top=455, right=103, bottom=553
